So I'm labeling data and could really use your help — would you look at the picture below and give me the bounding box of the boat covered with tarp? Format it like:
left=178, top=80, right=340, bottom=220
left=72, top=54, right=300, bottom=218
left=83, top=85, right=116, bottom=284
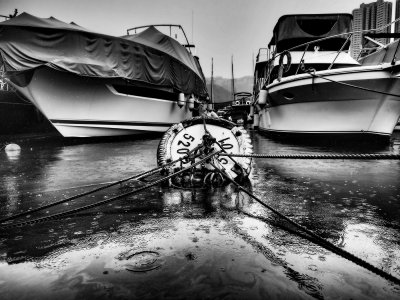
left=0, top=13, right=208, bottom=137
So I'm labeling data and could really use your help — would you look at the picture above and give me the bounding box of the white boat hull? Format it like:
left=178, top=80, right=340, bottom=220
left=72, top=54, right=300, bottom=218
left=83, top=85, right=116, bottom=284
left=259, top=66, right=400, bottom=137
left=10, top=67, right=195, bottom=137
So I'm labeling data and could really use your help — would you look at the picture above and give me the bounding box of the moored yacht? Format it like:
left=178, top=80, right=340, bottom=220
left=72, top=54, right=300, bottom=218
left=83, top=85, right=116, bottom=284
left=0, top=13, right=208, bottom=137
left=253, top=14, right=400, bottom=140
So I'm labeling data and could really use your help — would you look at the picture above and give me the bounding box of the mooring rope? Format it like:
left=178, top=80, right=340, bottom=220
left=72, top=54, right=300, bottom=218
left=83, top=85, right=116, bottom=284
left=202, top=116, right=249, bottom=176
left=306, top=70, right=400, bottom=98
left=219, top=153, right=400, bottom=159
left=0, top=150, right=221, bottom=229
left=0, top=148, right=205, bottom=225
left=209, top=161, right=400, bottom=286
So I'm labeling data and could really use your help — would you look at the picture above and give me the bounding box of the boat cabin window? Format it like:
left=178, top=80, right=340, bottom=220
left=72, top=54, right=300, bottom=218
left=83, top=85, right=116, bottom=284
left=112, top=84, right=178, bottom=101
left=297, top=18, right=337, bottom=37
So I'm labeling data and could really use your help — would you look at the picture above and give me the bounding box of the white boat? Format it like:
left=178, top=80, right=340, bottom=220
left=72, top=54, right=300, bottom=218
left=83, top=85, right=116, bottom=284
left=0, top=13, right=208, bottom=137
left=253, top=14, right=400, bottom=140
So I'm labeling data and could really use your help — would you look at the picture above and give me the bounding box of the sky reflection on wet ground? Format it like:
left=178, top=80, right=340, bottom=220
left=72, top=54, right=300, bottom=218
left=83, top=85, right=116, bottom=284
left=0, top=131, right=400, bottom=299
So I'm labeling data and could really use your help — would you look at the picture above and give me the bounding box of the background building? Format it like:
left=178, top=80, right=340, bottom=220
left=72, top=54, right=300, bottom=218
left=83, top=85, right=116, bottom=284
left=351, top=0, right=392, bottom=58
left=395, top=0, right=400, bottom=36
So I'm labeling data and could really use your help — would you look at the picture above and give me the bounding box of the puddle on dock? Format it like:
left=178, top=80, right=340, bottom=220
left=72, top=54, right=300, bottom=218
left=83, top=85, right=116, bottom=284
left=0, top=132, right=400, bottom=299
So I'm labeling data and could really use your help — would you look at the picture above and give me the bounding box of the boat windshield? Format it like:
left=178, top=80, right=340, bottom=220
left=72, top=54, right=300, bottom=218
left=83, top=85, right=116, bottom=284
left=268, top=14, right=352, bottom=53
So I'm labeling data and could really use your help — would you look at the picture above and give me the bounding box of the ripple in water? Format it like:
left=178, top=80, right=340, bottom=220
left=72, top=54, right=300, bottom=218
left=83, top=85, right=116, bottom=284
left=118, top=250, right=163, bottom=272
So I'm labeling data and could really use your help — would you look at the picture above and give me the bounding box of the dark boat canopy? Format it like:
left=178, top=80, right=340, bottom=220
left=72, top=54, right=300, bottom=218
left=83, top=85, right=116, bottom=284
left=268, top=14, right=353, bottom=52
left=0, top=12, right=208, bottom=98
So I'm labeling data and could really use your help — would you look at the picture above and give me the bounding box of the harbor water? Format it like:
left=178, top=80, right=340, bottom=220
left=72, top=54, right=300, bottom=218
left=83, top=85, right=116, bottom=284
left=1, top=130, right=400, bottom=299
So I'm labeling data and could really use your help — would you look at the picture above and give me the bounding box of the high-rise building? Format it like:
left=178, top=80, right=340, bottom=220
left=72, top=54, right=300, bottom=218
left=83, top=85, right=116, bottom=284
left=395, top=0, right=400, bottom=35
left=351, top=0, right=392, bottom=59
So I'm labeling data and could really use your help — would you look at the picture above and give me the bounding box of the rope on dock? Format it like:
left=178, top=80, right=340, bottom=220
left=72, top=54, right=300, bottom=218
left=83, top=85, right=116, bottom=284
left=219, top=153, right=400, bottom=159
left=0, top=150, right=221, bottom=229
left=3, top=118, right=400, bottom=285
left=0, top=145, right=206, bottom=225
left=209, top=161, right=400, bottom=286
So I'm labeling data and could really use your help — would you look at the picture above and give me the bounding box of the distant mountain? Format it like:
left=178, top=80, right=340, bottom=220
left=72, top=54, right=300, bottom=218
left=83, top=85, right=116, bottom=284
left=206, top=75, right=253, bottom=104
left=206, top=82, right=230, bottom=104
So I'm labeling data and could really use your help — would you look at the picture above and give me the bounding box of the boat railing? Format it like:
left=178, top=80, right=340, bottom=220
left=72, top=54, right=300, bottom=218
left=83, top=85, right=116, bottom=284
left=269, top=14, right=400, bottom=66
left=262, top=15, right=400, bottom=87
left=126, top=24, right=195, bottom=53
left=252, top=16, right=400, bottom=106
left=0, top=9, right=18, bottom=20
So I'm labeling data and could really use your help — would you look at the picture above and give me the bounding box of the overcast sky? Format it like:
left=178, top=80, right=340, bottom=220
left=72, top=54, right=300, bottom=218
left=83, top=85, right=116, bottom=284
left=0, top=0, right=394, bottom=78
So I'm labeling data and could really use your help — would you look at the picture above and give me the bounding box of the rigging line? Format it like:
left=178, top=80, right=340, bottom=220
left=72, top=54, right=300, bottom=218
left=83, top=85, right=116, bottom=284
left=271, top=16, right=400, bottom=61
left=0, top=102, right=33, bottom=106
left=209, top=161, right=400, bottom=286
left=0, top=146, right=205, bottom=224
left=305, top=70, right=400, bottom=98
left=219, top=153, right=400, bottom=159
left=0, top=150, right=221, bottom=230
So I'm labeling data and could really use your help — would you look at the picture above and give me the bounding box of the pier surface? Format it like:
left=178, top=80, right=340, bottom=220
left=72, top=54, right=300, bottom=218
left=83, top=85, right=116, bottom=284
left=0, top=131, right=400, bottom=299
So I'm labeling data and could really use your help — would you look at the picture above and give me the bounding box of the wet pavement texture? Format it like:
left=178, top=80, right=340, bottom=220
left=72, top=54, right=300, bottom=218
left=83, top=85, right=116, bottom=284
left=1, top=131, right=400, bottom=299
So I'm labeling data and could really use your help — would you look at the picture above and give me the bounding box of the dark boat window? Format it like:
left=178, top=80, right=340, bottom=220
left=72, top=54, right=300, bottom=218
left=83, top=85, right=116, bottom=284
left=297, top=18, right=337, bottom=36
left=112, top=84, right=177, bottom=101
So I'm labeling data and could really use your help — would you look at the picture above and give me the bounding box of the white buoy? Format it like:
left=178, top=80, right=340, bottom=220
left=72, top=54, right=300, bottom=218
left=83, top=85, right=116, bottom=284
left=178, top=93, right=185, bottom=108
left=4, top=143, right=21, bottom=160
left=188, top=96, right=195, bottom=110
left=258, top=89, right=268, bottom=106
left=5, top=143, right=21, bottom=152
left=157, top=116, right=253, bottom=185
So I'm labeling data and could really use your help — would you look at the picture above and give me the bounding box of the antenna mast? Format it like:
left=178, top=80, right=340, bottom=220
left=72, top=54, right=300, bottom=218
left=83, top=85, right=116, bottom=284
left=211, top=58, right=214, bottom=109
left=231, top=55, right=235, bottom=101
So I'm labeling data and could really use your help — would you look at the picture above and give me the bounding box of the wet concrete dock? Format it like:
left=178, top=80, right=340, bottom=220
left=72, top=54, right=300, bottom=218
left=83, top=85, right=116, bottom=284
left=0, top=131, right=400, bottom=299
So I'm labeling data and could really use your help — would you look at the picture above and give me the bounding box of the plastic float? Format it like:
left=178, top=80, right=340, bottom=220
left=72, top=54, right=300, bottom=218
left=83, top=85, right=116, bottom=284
left=157, top=116, right=253, bottom=187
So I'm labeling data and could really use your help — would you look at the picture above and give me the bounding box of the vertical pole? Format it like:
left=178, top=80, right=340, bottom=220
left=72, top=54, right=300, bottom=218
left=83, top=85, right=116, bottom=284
left=211, top=58, right=214, bottom=110
left=231, top=55, right=235, bottom=102
left=192, top=10, right=194, bottom=44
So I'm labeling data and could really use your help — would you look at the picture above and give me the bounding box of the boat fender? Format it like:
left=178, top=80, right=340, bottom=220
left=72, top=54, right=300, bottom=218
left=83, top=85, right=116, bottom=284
left=178, top=93, right=185, bottom=108
left=258, top=89, right=268, bottom=106
left=157, top=116, right=253, bottom=187
left=235, top=101, right=240, bottom=105
left=188, top=96, right=195, bottom=110
left=253, top=113, right=259, bottom=129
left=246, top=100, right=251, bottom=105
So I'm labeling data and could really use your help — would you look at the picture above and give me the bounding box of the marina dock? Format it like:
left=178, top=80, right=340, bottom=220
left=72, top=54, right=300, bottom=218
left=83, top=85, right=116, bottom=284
left=1, top=130, right=399, bottom=299
left=1, top=3, right=400, bottom=299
